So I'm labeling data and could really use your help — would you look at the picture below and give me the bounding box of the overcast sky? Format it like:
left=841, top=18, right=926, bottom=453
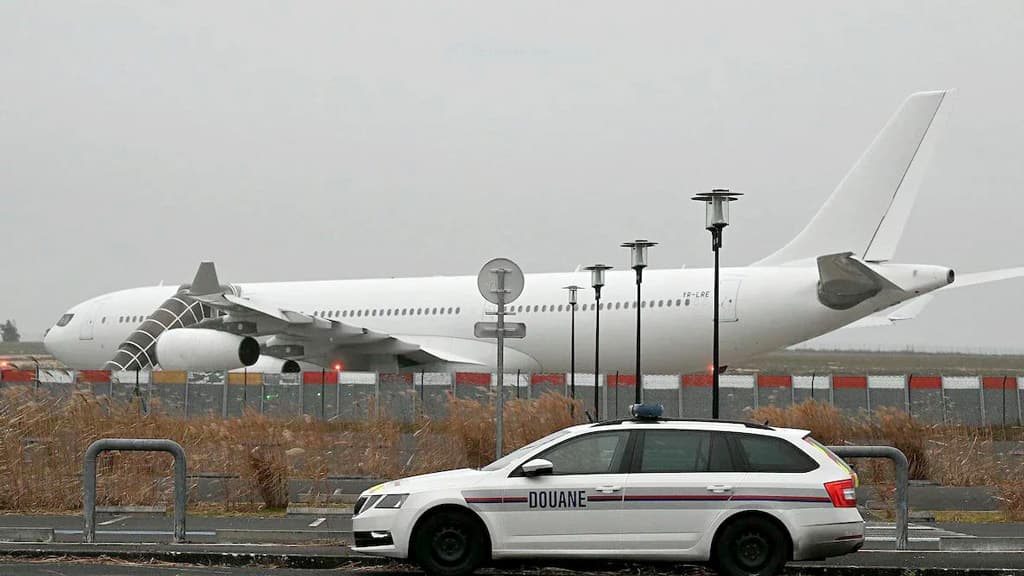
left=2, top=1, right=1022, bottom=351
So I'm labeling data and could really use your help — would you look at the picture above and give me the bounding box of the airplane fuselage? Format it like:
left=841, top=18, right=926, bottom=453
left=43, top=264, right=952, bottom=374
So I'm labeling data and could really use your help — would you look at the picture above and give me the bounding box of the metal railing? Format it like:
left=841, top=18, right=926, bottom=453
left=828, top=445, right=909, bottom=550
left=83, top=438, right=187, bottom=543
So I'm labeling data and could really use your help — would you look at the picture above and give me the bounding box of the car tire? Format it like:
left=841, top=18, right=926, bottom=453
left=713, top=515, right=789, bottom=576
left=412, top=509, right=487, bottom=576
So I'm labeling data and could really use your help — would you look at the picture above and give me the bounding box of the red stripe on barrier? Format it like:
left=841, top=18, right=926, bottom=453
left=77, top=370, right=111, bottom=383
left=303, top=371, right=339, bottom=385
left=683, top=374, right=712, bottom=387
left=983, top=376, right=1016, bottom=390
left=909, top=376, right=942, bottom=390
left=758, top=375, right=792, bottom=388
left=1, top=369, right=35, bottom=382
left=608, top=375, right=636, bottom=387
left=530, top=374, right=565, bottom=386
left=456, top=372, right=491, bottom=386
left=832, top=375, right=867, bottom=389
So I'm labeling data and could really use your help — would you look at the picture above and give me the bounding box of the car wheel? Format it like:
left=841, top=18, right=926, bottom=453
left=413, top=509, right=487, bottom=576
left=713, top=515, right=789, bottom=576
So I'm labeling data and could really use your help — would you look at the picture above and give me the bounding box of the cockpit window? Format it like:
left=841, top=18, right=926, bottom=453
left=56, top=313, right=74, bottom=327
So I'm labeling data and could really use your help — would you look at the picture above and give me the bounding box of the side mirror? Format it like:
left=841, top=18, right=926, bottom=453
left=521, top=458, right=553, bottom=477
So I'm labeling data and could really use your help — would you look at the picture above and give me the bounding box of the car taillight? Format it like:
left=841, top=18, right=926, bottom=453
left=824, top=478, right=857, bottom=507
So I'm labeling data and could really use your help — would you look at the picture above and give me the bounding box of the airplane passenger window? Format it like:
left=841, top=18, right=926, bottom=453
left=416, top=308, right=422, bottom=315
left=649, top=300, right=656, bottom=307
left=456, top=307, right=460, bottom=314
left=658, top=300, right=664, bottom=307
left=614, top=302, right=619, bottom=310
left=447, top=307, right=453, bottom=314
left=666, top=300, right=673, bottom=307
left=432, top=308, right=438, bottom=315
left=676, top=299, right=683, bottom=306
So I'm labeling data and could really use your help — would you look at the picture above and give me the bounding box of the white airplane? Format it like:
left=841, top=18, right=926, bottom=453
left=41, top=91, right=1023, bottom=375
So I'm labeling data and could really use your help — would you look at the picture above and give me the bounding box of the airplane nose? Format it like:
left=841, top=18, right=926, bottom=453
left=43, top=327, right=55, bottom=356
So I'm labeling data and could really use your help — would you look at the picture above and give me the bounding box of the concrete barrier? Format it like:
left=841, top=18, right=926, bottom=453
left=216, top=529, right=350, bottom=544
left=0, top=527, right=53, bottom=542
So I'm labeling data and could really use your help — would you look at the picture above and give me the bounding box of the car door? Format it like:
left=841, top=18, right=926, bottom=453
left=497, top=429, right=633, bottom=553
left=619, top=429, right=748, bottom=554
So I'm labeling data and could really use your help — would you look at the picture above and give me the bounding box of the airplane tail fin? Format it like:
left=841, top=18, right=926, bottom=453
left=755, top=90, right=952, bottom=266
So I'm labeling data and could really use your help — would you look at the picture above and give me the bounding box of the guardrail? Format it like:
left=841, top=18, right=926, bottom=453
left=83, top=438, right=187, bottom=543
left=828, top=445, right=909, bottom=550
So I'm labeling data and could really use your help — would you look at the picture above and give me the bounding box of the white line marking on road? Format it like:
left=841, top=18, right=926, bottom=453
left=309, top=517, right=326, bottom=527
left=54, top=529, right=217, bottom=537
left=98, top=515, right=128, bottom=526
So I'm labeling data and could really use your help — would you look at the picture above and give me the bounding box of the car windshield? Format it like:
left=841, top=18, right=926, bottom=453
left=479, top=429, right=573, bottom=471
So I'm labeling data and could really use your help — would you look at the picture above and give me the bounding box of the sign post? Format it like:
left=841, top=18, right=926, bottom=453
left=477, top=258, right=525, bottom=459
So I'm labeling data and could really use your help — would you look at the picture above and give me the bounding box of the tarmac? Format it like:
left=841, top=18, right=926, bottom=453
left=1, top=512, right=1023, bottom=574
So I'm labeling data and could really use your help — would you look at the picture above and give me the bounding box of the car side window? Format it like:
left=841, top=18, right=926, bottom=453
left=536, top=431, right=630, bottom=476
left=634, top=430, right=737, bottom=473
left=638, top=430, right=710, bottom=473
left=731, top=433, right=819, bottom=473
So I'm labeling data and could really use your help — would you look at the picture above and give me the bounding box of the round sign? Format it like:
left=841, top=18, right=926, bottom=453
left=477, top=257, right=525, bottom=305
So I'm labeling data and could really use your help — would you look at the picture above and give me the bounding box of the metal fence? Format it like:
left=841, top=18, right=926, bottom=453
left=1, top=369, right=1022, bottom=425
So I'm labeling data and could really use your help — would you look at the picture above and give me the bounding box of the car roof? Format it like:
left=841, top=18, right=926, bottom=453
left=579, top=417, right=810, bottom=438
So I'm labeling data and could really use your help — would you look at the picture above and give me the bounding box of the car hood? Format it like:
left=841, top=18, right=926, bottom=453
left=366, top=468, right=490, bottom=495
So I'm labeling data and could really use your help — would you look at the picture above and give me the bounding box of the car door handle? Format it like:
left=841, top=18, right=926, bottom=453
left=706, top=485, right=733, bottom=493
left=595, top=485, right=621, bottom=493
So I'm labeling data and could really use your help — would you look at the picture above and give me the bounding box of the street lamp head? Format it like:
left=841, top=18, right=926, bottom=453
left=583, top=264, right=613, bottom=290
left=691, top=189, right=742, bottom=230
left=620, top=239, right=658, bottom=270
left=562, top=285, right=582, bottom=306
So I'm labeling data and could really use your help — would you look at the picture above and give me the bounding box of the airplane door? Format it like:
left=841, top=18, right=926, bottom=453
left=719, top=280, right=740, bottom=322
left=78, top=302, right=96, bottom=340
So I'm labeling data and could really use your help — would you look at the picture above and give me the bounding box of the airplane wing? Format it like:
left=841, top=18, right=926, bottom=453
left=841, top=267, right=1024, bottom=329
left=186, top=262, right=486, bottom=369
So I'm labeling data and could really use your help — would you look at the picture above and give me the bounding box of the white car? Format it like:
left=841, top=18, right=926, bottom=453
left=352, top=409, right=863, bottom=576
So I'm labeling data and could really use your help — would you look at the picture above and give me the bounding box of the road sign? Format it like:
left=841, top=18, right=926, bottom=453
left=474, top=322, right=527, bottom=339
left=477, top=258, right=524, bottom=305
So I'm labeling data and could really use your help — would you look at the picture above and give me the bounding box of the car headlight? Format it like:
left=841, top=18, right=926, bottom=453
left=375, top=494, right=409, bottom=509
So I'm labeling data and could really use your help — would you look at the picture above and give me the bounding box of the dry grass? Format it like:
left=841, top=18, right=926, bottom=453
left=3, top=387, right=1022, bottom=518
left=0, top=386, right=580, bottom=512
left=748, top=400, right=853, bottom=445
left=997, top=481, right=1024, bottom=521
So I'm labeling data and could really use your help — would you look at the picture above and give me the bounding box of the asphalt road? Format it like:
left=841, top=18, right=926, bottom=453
left=3, top=554, right=1024, bottom=575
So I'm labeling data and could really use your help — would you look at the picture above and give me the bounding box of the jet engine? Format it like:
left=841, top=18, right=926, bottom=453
left=241, top=355, right=303, bottom=374
left=155, top=328, right=260, bottom=371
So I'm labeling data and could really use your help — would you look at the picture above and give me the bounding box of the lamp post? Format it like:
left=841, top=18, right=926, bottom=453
left=584, top=264, right=612, bottom=421
left=621, top=240, right=657, bottom=405
left=563, top=285, right=582, bottom=405
left=563, top=286, right=581, bottom=398
left=692, top=189, right=741, bottom=419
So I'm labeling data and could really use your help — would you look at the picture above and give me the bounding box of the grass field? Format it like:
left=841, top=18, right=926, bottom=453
left=4, top=343, right=1024, bottom=375
left=1, top=384, right=1022, bottom=519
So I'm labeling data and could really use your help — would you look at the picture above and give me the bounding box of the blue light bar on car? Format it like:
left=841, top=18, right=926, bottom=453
left=629, top=403, right=664, bottom=419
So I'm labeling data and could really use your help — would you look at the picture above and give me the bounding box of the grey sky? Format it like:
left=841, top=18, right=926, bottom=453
left=2, top=1, right=1022, bottom=351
